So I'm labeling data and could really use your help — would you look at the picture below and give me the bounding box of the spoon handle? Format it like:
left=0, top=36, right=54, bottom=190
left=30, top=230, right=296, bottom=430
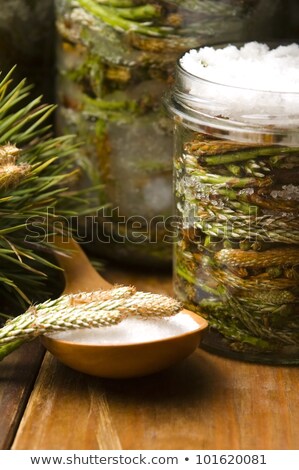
left=52, top=234, right=112, bottom=294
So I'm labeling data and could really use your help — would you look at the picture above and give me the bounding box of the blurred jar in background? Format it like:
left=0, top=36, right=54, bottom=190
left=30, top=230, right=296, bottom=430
left=55, top=0, right=285, bottom=267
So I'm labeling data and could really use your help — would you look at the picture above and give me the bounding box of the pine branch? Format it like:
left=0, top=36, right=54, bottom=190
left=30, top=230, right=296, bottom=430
left=0, top=69, right=95, bottom=311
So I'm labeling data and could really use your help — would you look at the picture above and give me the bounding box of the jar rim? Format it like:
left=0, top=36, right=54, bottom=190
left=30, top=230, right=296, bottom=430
left=177, top=57, right=299, bottom=96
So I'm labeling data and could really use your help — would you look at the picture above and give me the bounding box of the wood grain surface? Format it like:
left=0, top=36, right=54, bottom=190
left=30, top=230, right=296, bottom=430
left=11, top=348, right=299, bottom=450
left=10, top=268, right=299, bottom=450
left=0, top=341, right=44, bottom=449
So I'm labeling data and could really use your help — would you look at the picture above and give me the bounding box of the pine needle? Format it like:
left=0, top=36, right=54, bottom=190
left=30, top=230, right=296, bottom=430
left=0, top=69, right=95, bottom=314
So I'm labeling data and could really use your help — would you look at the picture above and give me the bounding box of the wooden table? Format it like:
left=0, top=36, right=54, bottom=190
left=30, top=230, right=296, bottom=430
left=1, top=267, right=298, bottom=450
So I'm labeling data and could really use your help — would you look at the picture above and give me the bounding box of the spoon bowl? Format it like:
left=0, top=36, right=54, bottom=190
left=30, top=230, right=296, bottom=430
left=42, top=311, right=207, bottom=378
left=41, top=235, right=208, bottom=378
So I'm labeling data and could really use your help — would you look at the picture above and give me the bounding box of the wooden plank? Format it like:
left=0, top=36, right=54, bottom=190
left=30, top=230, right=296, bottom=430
left=12, top=353, right=122, bottom=450
left=0, top=340, right=44, bottom=449
left=11, top=270, right=299, bottom=450
left=12, top=349, right=299, bottom=450
left=103, top=351, right=299, bottom=450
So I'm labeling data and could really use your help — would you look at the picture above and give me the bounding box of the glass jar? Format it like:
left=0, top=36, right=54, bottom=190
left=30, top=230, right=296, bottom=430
left=167, top=42, right=299, bottom=364
left=55, top=0, right=284, bottom=267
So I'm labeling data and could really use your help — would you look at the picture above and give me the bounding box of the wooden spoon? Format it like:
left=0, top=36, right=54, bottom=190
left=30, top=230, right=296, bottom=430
left=42, top=234, right=208, bottom=378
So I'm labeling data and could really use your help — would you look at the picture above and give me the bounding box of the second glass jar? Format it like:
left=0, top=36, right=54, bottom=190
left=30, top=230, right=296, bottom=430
left=55, top=0, right=284, bottom=266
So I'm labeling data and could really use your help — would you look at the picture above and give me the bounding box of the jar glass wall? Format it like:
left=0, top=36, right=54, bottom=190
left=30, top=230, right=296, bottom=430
left=167, top=44, right=299, bottom=364
left=55, top=0, right=284, bottom=267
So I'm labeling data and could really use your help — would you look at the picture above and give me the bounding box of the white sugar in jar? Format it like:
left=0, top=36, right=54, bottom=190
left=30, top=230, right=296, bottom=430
left=166, top=42, right=299, bottom=365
